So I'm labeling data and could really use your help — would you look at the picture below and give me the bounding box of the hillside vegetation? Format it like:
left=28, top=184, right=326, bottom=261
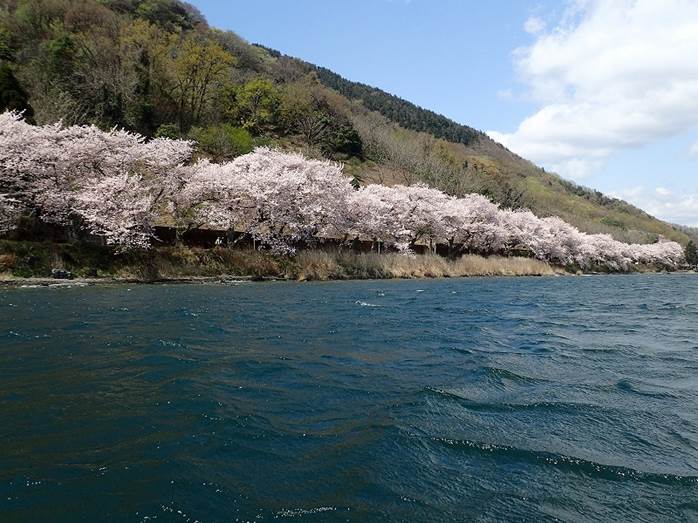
left=0, top=0, right=690, bottom=245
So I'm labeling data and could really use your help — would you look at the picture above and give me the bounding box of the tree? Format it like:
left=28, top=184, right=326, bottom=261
left=349, top=184, right=452, bottom=252
left=73, top=173, right=157, bottom=249
left=134, top=0, right=203, bottom=32
left=0, top=111, right=193, bottom=249
left=439, top=194, right=507, bottom=256
left=155, top=123, right=180, bottom=139
left=685, top=240, right=698, bottom=266
left=225, top=78, right=280, bottom=134
left=173, top=159, right=257, bottom=239
left=228, top=147, right=353, bottom=253
left=155, top=33, right=236, bottom=132
left=0, top=194, right=20, bottom=235
left=278, top=80, right=315, bottom=133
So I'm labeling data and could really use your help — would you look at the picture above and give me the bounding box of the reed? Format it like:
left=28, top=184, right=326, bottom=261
left=295, top=250, right=558, bottom=280
left=0, top=240, right=562, bottom=281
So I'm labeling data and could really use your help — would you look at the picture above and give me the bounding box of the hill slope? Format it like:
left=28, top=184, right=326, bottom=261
left=293, top=58, right=688, bottom=244
left=0, top=0, right=690, bottom=244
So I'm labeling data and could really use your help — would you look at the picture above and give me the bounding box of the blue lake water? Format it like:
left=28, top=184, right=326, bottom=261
left=1, top=275, right=698, bottom=522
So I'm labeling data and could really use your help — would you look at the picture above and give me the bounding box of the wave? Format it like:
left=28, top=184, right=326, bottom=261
left=432, top=437, right=698, bottom=486
left=355, top=300, right=380, bottom=307
left=276, top=506, right=337, bottom=517
left=482, top=366, right=545, bottom=384
left=425, top=387, right=606, bottom=416
left=612, top=379, right=682, bottom=399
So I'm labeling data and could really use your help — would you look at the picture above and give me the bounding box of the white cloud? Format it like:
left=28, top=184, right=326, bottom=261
left=609, top=185, right=698, bottom=225
left=637, top=193, right=698, bottom=226
left=496, top=88, right=513, bottom=100
left=488, top=0, right=698, bottom=181
left=610, top=185, right=645, bottom=199
left=524, top=16, right=546, bottom=34
left=690, top=141, right=698, bottom=157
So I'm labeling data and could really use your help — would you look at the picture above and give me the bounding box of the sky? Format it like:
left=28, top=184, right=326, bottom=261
left=190, top=0, right=698, bottom=226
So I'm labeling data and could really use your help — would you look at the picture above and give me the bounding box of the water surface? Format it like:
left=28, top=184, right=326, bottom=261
left=1, top=275, right=697, bottom=522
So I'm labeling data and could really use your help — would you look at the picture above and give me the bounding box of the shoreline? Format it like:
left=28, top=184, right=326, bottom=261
left=1, top=241, right=689, bottom=287
left=3, top=270, right=695, bottom=288
left=0, top=275, right=286, bottom=287
left=0, top=241, right=564, bottom=283
left=0, top=272, right=559, bottom=287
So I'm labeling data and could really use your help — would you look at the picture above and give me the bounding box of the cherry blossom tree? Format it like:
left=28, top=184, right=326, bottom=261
left=499, top=208, right=683, bottom=269
left=74, top=175, right=157, bottom=250
left=173, top=159, right=257, bottom=239
left=226, top=148, right=354, bottom=253
left=0, top=194, right=19, bottom=235
left=0, top=111, right=193, bottom=249
left=349, top=184, right=451, bottom=252
left=0, top=111, right=686, bottom=268
left=453, top=194, right=508, bottom=254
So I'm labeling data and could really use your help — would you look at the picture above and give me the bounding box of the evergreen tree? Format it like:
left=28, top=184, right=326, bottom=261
left=685, top=240, right=698, bottom=266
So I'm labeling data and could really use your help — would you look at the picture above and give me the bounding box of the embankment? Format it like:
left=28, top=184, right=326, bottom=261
left=0, top=240, right=562, bottom=283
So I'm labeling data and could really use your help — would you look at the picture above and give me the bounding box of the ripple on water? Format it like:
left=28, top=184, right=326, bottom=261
left=1, top=274, right=697, bottom=522
left=431, top=437, right=698, bottom=486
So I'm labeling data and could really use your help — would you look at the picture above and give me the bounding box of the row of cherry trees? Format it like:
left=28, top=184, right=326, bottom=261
left=0, top=112, right=684, bottom=270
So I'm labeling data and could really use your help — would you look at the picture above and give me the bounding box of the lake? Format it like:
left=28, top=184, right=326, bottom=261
left=1, top=275, right=697, bottom=522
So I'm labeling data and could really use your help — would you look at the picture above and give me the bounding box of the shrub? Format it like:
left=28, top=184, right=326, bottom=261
left=155, top=123, right=181, bottom=139
left=189, top=124, right=253, bottom=161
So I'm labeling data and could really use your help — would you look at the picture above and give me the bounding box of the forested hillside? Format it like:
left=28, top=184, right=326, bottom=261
left=0, top=0, right=691, bottom=244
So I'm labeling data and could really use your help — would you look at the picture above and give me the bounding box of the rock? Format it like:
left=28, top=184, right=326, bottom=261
left=51, top=268, right=73, bottom=280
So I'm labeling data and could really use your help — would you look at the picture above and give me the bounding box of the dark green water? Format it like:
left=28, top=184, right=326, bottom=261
left=1, top=275, right=697, bottom=522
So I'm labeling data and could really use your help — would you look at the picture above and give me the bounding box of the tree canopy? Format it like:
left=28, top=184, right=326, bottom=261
left=0, top=112, right=686, bottom=271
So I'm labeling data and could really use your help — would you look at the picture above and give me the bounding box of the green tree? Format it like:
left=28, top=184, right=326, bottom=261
left=134, top=0, right=201, bottom=32
left=0, top=28, right=14, bottom=61
left=324, top=119, right=362, bottom=157
left=189, top=124, right=253, bottom=161
left=685, top=240, right=698, bottom=266
left=277, top=80, right=315, bottom=132
left=155, top=123, right=180, bottom=139
left=225, top=78, right=280, bottom=134
left=155, top=33, right=236, bottom=132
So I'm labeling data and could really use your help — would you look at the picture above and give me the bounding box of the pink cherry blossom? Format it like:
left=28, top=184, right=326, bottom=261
left=0, top=111, right=686, bottom=269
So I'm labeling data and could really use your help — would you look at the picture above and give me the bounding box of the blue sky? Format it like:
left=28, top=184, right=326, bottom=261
left=190, top=0, right=698, bottom=226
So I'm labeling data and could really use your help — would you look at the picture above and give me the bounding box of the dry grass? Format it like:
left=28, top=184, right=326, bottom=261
left=294, top=251, right=344, bottom=280
left=0, top=253, right=16, bottom=272
left=295, top=250, right=558, bottom=281
left=0, top=240, right=560, bottom=282
left=448, top=255, right=557, bottom=277
left=114, top=245, right=289, bottom=280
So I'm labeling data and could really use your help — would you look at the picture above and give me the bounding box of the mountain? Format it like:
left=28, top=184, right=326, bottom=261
left=293, top=59, right=690, bottom=245
left=0, top=0, right=691, bottom=244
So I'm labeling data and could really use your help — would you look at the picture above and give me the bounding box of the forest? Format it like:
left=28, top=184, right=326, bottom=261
left=0, top=0, right=364, bottom=157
